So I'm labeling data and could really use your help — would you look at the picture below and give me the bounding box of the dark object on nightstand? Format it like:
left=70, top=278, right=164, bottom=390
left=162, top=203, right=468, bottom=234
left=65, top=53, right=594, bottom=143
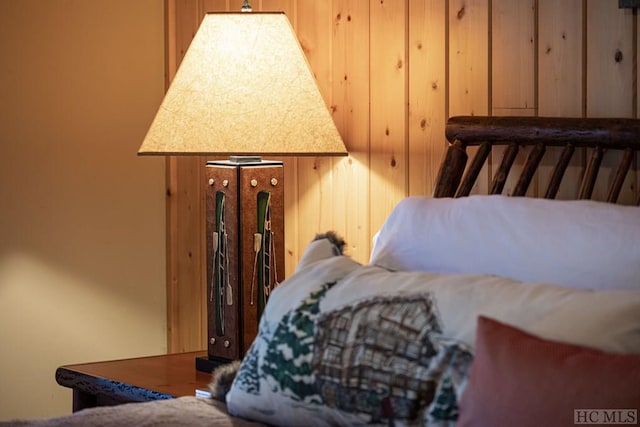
left=195, top=355, right=228, bottom=373
left=620, top=0, right=640, bottom=8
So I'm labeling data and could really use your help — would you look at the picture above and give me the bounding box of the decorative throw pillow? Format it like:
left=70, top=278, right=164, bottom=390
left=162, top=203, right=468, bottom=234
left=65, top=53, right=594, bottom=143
left=227, top=287, right=472, bottom=426
left=369, top=195, right=640, bottom=290
left=225, top=241, right=473, bottom=426
left=456, top=316, right=640, bottom=427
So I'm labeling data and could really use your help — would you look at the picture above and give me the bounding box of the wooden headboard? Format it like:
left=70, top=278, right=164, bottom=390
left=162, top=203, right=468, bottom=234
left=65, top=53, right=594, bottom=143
left=434, top=116, right=640, bottom=205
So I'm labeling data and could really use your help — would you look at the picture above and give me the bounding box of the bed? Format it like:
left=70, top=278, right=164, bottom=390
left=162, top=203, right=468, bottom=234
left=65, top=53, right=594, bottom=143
left=2, top=116, right=639, bottom=427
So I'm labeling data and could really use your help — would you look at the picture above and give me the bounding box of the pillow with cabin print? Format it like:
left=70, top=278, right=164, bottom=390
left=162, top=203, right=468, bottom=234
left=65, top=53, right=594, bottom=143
left=225, top=240, right=472, bottom=427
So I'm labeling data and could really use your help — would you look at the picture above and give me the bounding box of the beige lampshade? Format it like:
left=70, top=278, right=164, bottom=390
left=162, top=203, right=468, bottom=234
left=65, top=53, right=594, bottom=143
left=139, top=12, right=347, bottom=156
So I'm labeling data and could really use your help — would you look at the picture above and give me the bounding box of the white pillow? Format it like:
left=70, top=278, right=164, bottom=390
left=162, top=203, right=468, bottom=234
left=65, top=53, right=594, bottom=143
left=369, top=195, right=640, bottom=290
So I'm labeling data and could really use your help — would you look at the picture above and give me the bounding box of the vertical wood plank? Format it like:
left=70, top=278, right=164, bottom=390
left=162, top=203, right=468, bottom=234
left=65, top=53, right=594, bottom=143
left=282, top=157, right=299, bottom=277
left=538, top=1, right=583, bottom=116
left=492, top=0, right=535, bottom=114
left=331, top=0, right=371, bottom=263
left=295, top=2, right=336, bottom=256
left=202, top=0, right=230, bottom=12
left=449, top=0, right=489, bottom=116
left=369, top=0, right=408, bottom=236
left=586, top=1, right=634, bottom=202
left=538, top=0, right=584, bottom=200
left=491, top=0, right=536, bottom=196
left=261, top=0, right=294, bottom=13
left=448, top=0, right=490, bottom=193
left=166, top=0, right=208, bottom=353
left=408, top=0, right=447, bottom=197
left=165, top=0, right=180, bottom=354
left=165, top=0, right=177, bottom=83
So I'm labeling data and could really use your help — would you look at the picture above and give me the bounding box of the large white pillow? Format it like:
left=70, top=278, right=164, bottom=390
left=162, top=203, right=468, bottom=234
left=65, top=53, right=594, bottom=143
left=369, top=195, right=640, bottom=290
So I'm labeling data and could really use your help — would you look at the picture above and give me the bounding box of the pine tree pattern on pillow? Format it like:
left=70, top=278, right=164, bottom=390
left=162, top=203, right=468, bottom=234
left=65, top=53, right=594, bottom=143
left=261, top=282, right=336, bottom=402
left=234, top=282, right=336, bottom=403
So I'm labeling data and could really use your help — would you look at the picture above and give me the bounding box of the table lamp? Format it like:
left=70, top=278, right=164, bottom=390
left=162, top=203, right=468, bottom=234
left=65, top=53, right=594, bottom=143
left=138, top=7, right=348, bottom=371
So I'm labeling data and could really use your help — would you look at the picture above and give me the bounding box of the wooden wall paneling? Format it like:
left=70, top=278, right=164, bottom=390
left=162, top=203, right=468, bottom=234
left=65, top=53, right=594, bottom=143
left=586, top=2, right=635, bottom=203
left=165, top=0, right=177, bottom=83
left=369, top=0, right=408, bottom=236
left=331, top=0, right=371, bottom=263
left=282, top=160, right=300, bottom=276
left=537, top=1, right=583, bottom=117
left=492, top=0, right=536, bottom=115
left=166, top=0, right=208, bottom=353
left=448, top=0, right=490, bottom=194
left=490, top=0, right=536, bottom=196
left=295, top=2, right=337, bottom=255
left=537, top=0, right=584, bottom=200
left=174, top=157, right=206, bottom=353
left=202, top=0, right=229, bottom=11
left=164, top=0, right=640, bottom=353
left=165, top=0, right=179, bottom=353
left=408, top=0, right=447, bottom=197
left=260, top=0, right=295, bottom=14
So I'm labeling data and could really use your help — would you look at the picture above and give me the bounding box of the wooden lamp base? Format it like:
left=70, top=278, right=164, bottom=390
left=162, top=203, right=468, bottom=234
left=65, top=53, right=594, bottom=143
left=195, top=157, right=284, bottom=372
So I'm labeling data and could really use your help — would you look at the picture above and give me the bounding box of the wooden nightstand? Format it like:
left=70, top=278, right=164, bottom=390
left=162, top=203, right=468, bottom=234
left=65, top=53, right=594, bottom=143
left=55, top=351, right=211, bottom=412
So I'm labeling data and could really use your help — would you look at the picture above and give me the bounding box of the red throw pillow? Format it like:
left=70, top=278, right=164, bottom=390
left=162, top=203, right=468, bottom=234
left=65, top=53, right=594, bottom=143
left=456, top=316, right=640, bottom=427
